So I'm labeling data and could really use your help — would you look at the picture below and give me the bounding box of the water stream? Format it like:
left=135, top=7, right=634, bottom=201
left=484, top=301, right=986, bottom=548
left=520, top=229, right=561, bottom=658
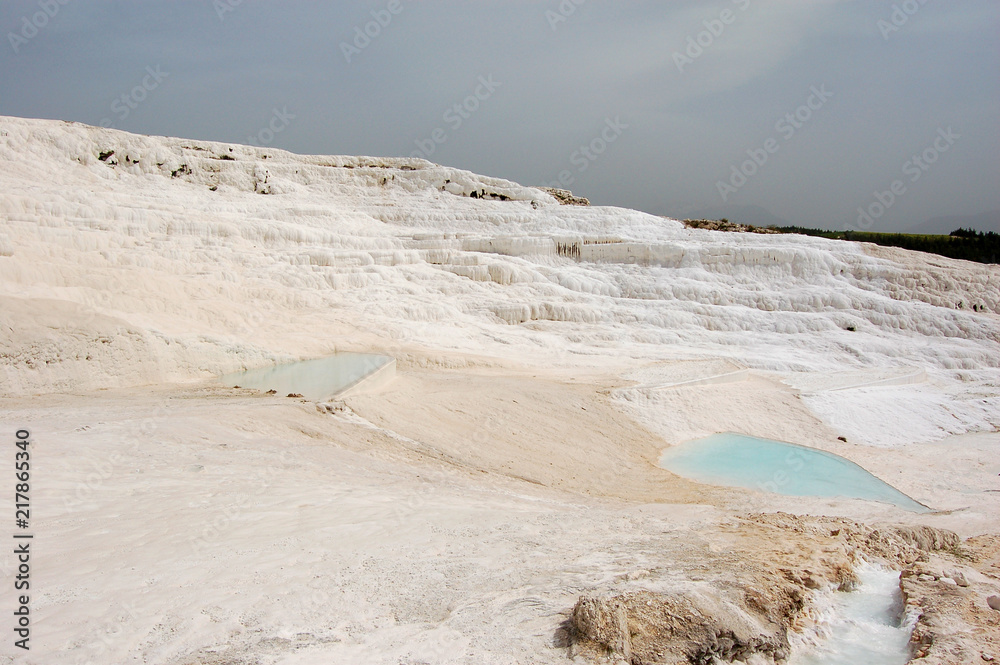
left=789, top=564, right=915, bottom=665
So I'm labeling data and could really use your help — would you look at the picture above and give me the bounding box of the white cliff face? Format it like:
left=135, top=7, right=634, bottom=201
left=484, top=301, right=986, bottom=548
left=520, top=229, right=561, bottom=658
left=1, top=115, right=996, bottom=444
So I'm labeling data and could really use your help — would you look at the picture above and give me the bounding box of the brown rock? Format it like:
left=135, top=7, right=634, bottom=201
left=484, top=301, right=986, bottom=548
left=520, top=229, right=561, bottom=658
left=571, top=595, right=631, bottom=661
left=571, top=586, right=792, bottom=665
left=538, top=187, right=590, bottom=206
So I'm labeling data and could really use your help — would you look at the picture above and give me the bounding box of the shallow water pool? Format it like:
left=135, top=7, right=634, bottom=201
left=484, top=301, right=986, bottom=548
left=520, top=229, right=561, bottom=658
left=659, top=433, right=929, bottom=512
left=221, top=353, right=392, bottom=401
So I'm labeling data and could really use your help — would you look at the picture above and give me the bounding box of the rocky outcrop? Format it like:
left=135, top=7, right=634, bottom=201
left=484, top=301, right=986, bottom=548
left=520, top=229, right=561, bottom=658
left=568, top=514, right=989, bottom=665
left=742, top=513, right=961, bottom=567
left=681, top=218, right=780, bottom=234
left=889, top=525, right=962, bottom=553
left=538, top=186, right=590, bottom=206
left=900, top=534, right=1000, bottom=664
left=571, top=587, right=794, bottom=665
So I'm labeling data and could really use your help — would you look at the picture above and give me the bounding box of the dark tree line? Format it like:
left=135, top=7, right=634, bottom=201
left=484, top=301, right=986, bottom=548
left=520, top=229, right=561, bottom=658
left=771, top=227, right=999, bottom=264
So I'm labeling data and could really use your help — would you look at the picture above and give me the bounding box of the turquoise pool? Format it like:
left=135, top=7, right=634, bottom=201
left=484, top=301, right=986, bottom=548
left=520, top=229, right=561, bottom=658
left=659, top=433, right=929, bottom=512
left=221, top=353, right=392, bottom=401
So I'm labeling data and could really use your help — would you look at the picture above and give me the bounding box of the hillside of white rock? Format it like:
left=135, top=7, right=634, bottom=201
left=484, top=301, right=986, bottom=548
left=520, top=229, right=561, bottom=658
left=1, top=116, right=998, bottom=664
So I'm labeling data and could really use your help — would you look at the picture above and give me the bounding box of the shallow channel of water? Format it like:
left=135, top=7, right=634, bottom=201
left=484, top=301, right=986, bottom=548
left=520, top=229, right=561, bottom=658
left=789, top=564, right=915, bottom=665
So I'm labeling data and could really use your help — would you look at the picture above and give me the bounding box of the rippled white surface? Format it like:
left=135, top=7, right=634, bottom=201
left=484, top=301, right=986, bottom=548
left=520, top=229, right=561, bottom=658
left=0, top=116, right=997, bottom=452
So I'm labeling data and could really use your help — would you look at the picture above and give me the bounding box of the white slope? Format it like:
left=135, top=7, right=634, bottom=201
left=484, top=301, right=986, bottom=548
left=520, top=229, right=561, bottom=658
left=0, top=116, right=999, bottom=664
left=1, top=115, right=996, bottom=443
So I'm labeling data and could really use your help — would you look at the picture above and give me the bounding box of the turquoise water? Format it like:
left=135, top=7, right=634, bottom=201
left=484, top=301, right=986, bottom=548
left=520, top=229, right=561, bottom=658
left=221, top=353, right=392, bottom=401
left=659, top=433, right=929, bottom=512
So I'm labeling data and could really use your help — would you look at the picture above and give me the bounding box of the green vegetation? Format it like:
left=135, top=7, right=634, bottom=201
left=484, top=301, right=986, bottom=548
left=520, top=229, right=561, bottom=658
left=771, top=226, right=998, bottom=264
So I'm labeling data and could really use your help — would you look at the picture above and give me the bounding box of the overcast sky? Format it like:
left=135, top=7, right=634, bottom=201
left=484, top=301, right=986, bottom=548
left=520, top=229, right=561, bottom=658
left=1, top=0, right=997, bottom=232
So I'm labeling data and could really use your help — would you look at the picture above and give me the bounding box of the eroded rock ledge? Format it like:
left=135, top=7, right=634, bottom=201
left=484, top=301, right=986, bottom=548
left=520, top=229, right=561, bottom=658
left=681, top=218, right=780, bottom=234
left=572, top=587, right=795, bottom=665
left=568, top=514, right=998, bottom=664
left=538, top=186, right=591, bottom=206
